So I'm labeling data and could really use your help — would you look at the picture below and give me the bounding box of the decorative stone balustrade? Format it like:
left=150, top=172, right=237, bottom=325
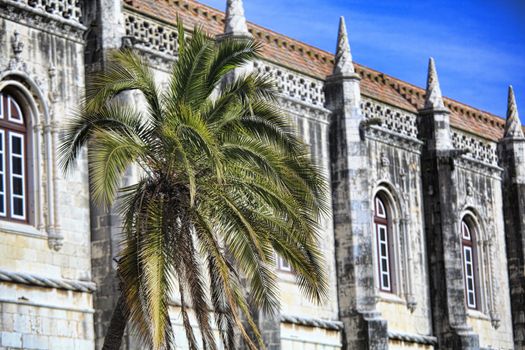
left=253, top=60, right=325, bottom=107
left=361, top=98, right=418, bottom=139
left=452, top=130, right=498, bottom=166
left=18, top=0, right=82, bottom=22
left=124, top=10, right=179, bottom=54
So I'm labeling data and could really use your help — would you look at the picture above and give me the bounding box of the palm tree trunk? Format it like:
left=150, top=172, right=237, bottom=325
left=102, top=294, right=129, bottom=350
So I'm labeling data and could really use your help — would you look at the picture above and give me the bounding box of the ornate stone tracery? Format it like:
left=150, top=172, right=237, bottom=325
left=23, top=0, right=82, bottom=22
left=0, top=0, right=85, bottom=41
left=124, top=11, right=179, bottom=55
left=361, top=98, right=418, bottom=139
left=254, top=60, right=325, bottom=107
left=452, top=130, right=498, bottom=166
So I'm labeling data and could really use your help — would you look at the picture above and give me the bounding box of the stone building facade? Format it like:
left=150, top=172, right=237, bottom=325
left=0, top=0, right=523, bottom=349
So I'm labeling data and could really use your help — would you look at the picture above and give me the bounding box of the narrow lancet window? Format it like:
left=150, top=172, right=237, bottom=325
left=461, top=219, right=478, bottom=309
left=0, top=93, right=28, bottom=222
left=374, top=195, right=393, bottom=292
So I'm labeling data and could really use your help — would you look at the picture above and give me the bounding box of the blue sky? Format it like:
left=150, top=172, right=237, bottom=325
left=200, top=0, right=525, bottom=122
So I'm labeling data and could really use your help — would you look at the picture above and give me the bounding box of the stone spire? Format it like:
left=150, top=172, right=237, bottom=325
left=333, top=16, right=355, bottom=75
left=424, top=57, right=446, bottom=110
left=223, top=0, right=252, bottom=38
left=504, top=86, right=524, bottom=139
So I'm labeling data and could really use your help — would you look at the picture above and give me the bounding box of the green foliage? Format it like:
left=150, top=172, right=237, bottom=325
left=60, top=21, right=328, bottom=350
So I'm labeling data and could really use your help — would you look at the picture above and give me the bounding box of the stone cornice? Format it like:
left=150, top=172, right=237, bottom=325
left=367, top=125, right=423, bottom=154
left=0, top=269, right=96, bottom=293
left=455, top=156, right=503, bottom=179
left=388, top=330, right=437, bottom=345
left=0, top=0, right=86, bottom=43
left=280, top=314, right=342, bottom=331
left=277, top=96, right=331, bottom=124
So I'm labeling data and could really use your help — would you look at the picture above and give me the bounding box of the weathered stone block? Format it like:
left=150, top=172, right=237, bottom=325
left=0, top=332, right=22, bottom=348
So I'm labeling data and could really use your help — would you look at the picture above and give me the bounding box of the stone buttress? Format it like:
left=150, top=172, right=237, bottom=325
left=326, top=17, right=388, bottom=350
left=418, top=58, right=479, bottom=349
left=499, top=86, right=525, bottom=349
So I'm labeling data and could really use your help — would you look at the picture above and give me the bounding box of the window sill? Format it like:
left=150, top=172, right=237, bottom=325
left=377, top=291, right=405, bottom=305
left=277, top=270, right=297, bottom=284
left=0, top=220, right=45, bottom=239
left=467, top=309, right=490, bottom=321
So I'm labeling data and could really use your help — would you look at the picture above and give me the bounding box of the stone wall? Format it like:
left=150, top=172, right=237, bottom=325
left=0, top=1, right=92, bottom=349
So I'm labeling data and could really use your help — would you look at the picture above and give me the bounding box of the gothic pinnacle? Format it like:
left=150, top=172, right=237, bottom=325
left=223, top=0, right=252, bottom=38
left=504, top=86, right=524, bottom=138
left=333, top=16, right=355, bottom=75
left=424, top=57, right=447, bottom=110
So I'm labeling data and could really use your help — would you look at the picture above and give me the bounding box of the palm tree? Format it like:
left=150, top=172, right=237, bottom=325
left=60, top=22, right=328, bottom=350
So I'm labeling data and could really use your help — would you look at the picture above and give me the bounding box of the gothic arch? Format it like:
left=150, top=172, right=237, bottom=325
left=459, top=206, right=500, bottom=328
left=372, top=181, right=406, bottom=220
left=372, top=182, right=416, bottom=310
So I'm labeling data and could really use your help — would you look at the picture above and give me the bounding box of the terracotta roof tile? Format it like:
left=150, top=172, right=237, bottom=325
left=124, top=0, right=522, bottom=141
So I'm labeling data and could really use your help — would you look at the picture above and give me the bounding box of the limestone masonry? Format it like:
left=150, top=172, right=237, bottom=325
left=0, top=0, right=524, bottom=349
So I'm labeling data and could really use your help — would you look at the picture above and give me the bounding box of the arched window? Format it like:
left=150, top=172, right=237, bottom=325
left=374, top=195, right=394, bottom=292
left=461, top=218, right=478, bottom=309
left=0, top=92, right=28, bottom=221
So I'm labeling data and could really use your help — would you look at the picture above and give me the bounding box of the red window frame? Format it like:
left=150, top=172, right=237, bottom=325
left=0, top=93, right=28, bottom=222
left=374, top=195, right=394, bottom=293
left=461, top=219, right=478, bottom=309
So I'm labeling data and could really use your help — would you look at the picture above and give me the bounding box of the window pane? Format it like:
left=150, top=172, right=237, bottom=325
left=381, top=259, right=388, bottom=271
left=382, top=275, right=389, bottom=289
left=12, top=157, right=22, bottom=175
left=0, top=94, right=4, bottom=119
left=0, top=194, right=3, bottom=214
left=13, top=197, right=23, bottom=217
left=381, top=244, right=387, bottom=256
left=462, top=221, right=471, bottom=240
left=0, top=178, right=3, bottom=192
left=11, top=136, right=22, bottom=155
left=376, top=198, right=386, bottom=218
left=9, top=97, right=22, bottom=122
left=13, top=177, right=23, bottom=196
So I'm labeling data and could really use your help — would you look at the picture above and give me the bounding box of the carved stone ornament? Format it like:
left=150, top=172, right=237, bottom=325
left=466, top=179, right=473, bottom=196
left=406, top=296, right=417, bottom=313
left=380, top=152, right=390, bottom=167
left=12, top=31, right=24, bottom=59
left=8, top=31, right=27, bottom=72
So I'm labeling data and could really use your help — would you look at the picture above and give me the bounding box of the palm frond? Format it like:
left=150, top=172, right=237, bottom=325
left=61, top=17, right=329, bottom=350
left=88, top=129, right=147, bottom=207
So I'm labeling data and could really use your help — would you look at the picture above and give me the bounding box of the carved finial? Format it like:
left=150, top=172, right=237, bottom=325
left=223, top=0, right=252, bottom=38
left=11, top=31, right=24, bottom=61
left=504, top=86, right=524, bottom=139
left=333, top=16, right=355, bottom=75
left=424, top=58, right=446, bottom=110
